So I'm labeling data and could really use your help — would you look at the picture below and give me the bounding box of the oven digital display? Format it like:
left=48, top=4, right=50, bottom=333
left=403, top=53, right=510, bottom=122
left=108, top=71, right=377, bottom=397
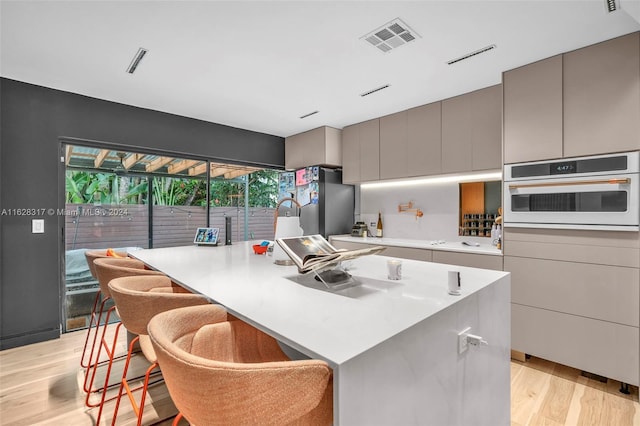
left=550, top=161, right=577, bottom=175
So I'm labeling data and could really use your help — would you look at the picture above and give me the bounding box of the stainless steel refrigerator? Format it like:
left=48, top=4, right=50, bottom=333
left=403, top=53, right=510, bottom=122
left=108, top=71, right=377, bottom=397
left=278, top=166, right=354, bottom=238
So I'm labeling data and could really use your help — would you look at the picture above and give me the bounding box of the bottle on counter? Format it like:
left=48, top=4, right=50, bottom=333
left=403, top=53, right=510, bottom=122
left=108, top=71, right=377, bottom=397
left=496, top=224, right=502, bottom=240
left=376, top=212, right=383, bottom=237
left=490, top=223, right=497, bottom=243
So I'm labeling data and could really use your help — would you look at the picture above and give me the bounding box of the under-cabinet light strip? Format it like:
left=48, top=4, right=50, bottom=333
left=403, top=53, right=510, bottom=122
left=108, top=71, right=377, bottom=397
left=360, top=171, right=502, bottom=189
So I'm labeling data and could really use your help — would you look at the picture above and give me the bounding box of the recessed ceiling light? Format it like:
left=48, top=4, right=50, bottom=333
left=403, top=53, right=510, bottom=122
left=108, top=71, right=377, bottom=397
left=360, top=84, right=390, bottom=97
left=447, top=44, right=496, bottom=65
left=361, top=18, right=420, bottom=53
left=126, top=47, right=148, bottom=74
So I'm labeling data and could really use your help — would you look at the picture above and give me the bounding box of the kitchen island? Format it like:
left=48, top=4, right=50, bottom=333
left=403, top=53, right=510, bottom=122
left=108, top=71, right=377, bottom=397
left=132, top=241, right=511, bottom=425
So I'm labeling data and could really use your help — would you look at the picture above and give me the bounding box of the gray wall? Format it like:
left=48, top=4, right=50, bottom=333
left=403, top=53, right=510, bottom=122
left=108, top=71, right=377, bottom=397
left=0, top=78, right=284, bottom=349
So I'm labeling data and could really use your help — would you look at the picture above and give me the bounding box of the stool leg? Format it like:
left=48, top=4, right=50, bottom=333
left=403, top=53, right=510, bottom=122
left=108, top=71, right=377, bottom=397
left=172, top=412, right=184, bottom=426
left=88, top=307, right=123, bottom=425
left=80, top=290, right=102, bottom=368
left=112, top=336, right=160, bottom=426
left=83, top=296, right=111, bottom=393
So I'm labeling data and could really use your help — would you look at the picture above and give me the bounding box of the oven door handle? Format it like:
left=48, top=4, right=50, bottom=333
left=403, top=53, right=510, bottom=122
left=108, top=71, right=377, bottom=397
left=508, top=178, right=631, bottom=190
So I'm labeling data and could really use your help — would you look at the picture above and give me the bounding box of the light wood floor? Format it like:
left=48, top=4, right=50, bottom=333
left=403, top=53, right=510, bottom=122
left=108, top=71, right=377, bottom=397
left=1, top=324, right=639, bottom=425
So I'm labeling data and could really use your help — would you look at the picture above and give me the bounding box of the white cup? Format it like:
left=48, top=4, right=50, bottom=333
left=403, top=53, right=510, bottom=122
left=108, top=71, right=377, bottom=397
left=387, top=259, right=402, bottom=280
left=448, top=271, right=461, bottom=295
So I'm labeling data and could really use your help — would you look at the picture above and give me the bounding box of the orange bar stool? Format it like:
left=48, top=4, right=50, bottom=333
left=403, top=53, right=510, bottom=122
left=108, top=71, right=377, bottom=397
left=81, top=249, right=128, bottom=369
left=148, top=304, right=334, bottom=426
left=107, top=275, right=210, bottom=426
left=85, top=257, right=165, bottom=424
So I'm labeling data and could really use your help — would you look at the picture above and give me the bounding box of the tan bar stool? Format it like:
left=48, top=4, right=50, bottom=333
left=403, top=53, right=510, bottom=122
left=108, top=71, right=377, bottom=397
left=85, top=257, right=165, bottom=425
left=107, top=275, right=210, bottom=426
left=80, top=249, right=128, bottom=369
left=148, top=304, right=333, bottom=426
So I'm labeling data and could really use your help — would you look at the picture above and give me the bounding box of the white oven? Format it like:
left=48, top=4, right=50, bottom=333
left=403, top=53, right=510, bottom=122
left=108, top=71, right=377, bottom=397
left=504, top=151, right=639, bottom=231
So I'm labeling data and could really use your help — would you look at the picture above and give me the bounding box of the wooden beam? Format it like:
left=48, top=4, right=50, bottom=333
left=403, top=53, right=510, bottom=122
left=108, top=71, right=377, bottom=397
left=188, top=163, right=208, bottom=176
left=210, top=166, right=235, bottom=179
left=94, top=149, right=110, bottom=168
left=123, top=153, right=145, bottom=170
left=224, top=168, right=260, bottom=179
left=65, top=145, right=73, bottom=166
left=168, top=159, right=200, bottom=175
left=145, top=156, right=173, bottom=172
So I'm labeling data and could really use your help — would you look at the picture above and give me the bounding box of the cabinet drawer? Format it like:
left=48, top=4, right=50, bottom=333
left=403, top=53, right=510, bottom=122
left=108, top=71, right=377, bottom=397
left=432, top=251, right=502, bottom=271
left=379, top=246, right=431, bottom=262
left=512, top=303, right=638, bottom=385
left=503, top=228, right=640, bottom=268
left=506, top=256, right=639, bottom=326
left=330, top=240, right=431, bottom=262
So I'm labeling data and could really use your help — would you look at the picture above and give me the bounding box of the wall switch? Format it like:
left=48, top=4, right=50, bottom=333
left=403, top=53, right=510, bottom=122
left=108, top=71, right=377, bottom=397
left=32, top=219, right=44, bottom=234
left=458, top=327, right=471, bottom=354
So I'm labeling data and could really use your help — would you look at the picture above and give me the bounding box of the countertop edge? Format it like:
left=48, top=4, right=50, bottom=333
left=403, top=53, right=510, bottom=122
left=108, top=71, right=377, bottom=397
left=330, top=235, right=503, bottom=256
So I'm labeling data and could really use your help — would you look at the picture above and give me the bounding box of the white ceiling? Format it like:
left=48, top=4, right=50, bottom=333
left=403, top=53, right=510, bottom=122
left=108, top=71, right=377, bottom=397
left=2, top=1, right=639, bottom=138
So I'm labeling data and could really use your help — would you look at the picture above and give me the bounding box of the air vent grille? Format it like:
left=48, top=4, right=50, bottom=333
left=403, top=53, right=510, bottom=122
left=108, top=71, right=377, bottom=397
left=126, top=47, right=148, bottom=74
left=299, top=110, right=319, bottom=119
left=360, top=84, right=390, bottom=97
left=362, top=18, right=420, bottom=53
left=605, top=0, right=618, bottom=12
left=447, top=44, right=496, bottom=65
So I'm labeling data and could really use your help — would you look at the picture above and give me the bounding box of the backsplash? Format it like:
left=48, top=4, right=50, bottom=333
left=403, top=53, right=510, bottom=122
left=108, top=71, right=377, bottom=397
left=358, top=181, right=499, bottom=243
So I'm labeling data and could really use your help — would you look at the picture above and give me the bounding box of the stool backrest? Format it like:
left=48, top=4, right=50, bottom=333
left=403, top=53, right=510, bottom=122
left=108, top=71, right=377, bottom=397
left=148, top=305, right=333, bottom=426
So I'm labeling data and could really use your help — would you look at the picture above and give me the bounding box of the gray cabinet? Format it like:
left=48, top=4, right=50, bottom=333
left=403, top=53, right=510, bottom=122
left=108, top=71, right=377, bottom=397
left=503, top=55, right=563, bottom=164
left=503, top=32, right=640, bottom=163
left=330, top=239, right=432, bottom=262
left=563, top=32, right=640, bottom=157
left=470, top=85, right=502, bottom=171
left=442, top=94, right=472, bottom=174
left=407, top=102, right=442, bottom=177
left=341, top=119, right=380, bottom=184
left=379, top=111, right=408, bottom=180
left=442, top=85, right=502, bottom=173
left=285, top=126, right=342, bottom=170
left=432, top=251, right=503, bottom=271
left=504, top=227, right=640, bottom=386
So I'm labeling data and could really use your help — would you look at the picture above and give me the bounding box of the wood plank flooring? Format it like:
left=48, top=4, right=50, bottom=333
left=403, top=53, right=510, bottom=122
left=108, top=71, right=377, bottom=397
left=1, top=324, right=639, bottom=425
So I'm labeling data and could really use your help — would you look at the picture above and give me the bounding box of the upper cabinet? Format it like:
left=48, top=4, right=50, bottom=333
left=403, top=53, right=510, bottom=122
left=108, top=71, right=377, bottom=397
left=407, top=102, right=442, bottom=177
left=442, top=84, right=502, bottom=173
left=503, top=55, right=563, bottom=164
left=285, top=126, right=342, bottom=170
left=342, top=119, right=380, bottom=184
left=379, top=103, right=443, bottom=179
left=504, top=32, right=640, bottom=164
left=563, top=32, right=640, bottom=157
left=379, top=111, right=408, bottom=180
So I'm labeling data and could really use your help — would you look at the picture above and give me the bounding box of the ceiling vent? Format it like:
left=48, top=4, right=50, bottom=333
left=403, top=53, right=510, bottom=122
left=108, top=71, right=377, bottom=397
left=362, top=18, right=420, bottom=53
left=447, top=44, right=496, bottom=65
left=299, top=110, right=319, bottom=119
left=360, top=84, right=390, bottom=97
left=126, top=47, right=148, bottom=74
left=605, top=0, right=618, bottom=12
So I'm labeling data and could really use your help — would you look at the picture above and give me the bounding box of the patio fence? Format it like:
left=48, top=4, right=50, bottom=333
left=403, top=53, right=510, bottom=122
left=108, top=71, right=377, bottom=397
left=65, top=203, right=277, bottom=250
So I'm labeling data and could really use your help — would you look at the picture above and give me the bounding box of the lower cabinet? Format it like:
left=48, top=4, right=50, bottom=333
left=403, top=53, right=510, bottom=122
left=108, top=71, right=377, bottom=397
left=504, top=228, right=640, bottom=386
left=432, top=251, right=503, bottom=271
left=330, top=240, right=431, bottom=262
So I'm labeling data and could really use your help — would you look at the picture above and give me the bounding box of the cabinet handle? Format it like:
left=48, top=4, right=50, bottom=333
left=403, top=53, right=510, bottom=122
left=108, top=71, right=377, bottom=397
left=509, top=178, right=630, bottom=190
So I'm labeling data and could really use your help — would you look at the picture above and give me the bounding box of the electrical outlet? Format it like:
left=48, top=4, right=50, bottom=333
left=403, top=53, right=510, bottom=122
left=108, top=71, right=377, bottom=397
left=458, top=327, right=471, bottom=354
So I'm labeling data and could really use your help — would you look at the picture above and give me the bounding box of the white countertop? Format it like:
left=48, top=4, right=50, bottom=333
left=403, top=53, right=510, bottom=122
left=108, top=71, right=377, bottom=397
left=330, top=235, right=503, bottom=256
left=131, top=241, right=508, bottom=367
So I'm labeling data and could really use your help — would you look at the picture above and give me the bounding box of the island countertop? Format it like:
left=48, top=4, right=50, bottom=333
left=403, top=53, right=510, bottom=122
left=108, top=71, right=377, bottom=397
left=130, top=241, right=511, bottom=425
left=131, top=241, right=507, bottom=366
